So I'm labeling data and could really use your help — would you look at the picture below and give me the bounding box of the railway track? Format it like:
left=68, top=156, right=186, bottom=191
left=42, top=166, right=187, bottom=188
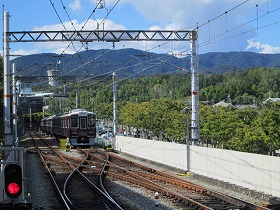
left=90, top=151, right=271, bottom=210
left=28, top=132, right=124, bottom=210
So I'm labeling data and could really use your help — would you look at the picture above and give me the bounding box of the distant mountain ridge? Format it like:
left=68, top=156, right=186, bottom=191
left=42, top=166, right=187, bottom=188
left=12, top=49, right=280, bottom=78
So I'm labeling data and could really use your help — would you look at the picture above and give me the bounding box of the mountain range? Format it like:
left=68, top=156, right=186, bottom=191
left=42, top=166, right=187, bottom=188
left=11, top=49, right=280, bottom=79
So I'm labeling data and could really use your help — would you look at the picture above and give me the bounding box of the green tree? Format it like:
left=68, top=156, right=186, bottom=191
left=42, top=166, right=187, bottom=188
left=119, top=99, right=187, bottom=142
left=254, top=102, right=280, bottom=153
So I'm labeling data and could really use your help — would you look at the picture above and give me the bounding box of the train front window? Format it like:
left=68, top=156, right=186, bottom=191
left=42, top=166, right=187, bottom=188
left=80, top=118, right=86, bottom=129
left=71, top=115, right=78, bottom=127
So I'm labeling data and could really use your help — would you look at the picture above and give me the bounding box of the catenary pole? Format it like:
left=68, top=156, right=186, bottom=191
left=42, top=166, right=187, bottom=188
left=112, top=72, right=118, bottom=147
left=3, top=11, right=13, bottom=146
left=190, top=30, right=199, bottom=145
left=12, top=63, right=18, bottom=147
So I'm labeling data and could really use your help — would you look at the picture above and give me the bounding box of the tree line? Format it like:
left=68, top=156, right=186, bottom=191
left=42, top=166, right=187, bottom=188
left=1, top=58, right=280, bottom=155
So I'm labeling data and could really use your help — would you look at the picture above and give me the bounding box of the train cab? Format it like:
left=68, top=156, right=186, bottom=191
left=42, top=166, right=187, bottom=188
left=40, top=109, right=96, bottom=147
left=67, top=109, right=96, bottom=147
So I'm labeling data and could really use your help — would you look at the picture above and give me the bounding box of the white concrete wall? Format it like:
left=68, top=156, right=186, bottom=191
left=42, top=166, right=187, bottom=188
left=116, top=136, right=188, bottom=170
left=116, top=136, right=280, bottom=197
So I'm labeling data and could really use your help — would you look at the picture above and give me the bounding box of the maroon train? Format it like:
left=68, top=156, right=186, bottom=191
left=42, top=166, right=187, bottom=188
left=40, top=109, right=96, bottom=147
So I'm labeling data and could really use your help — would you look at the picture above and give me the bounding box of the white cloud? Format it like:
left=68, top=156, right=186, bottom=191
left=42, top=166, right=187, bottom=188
left=120, top=0, right=240, bottom=27
left=69, top=0, right=82, bottom=12
left=117, top=0, right=267, bottom=53
left=32, top=19, right=127, bottom=54
left=246, top=39, right=280, bottom=54
left=33, top=19, right=126, bottom=31
left=10, top=49, right=40, bottom=58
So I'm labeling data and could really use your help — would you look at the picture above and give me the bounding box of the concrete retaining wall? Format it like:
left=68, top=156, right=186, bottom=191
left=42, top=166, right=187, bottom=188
left=115, top=136, right=280, bottom=197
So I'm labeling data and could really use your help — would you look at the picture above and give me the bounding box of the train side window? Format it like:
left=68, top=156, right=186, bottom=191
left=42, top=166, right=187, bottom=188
left=71, top=115, right=78, bottom=127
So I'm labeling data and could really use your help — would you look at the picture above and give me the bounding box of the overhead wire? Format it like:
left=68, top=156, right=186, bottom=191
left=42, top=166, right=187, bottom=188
left=178, top=0, right=277, bottom=54
left=74, top=57, right=175, bottom=101
left=41, top=0, right=122, bottom=91
left=200, top=20, right=280, bottom=49
left=49, top=0, right=84, bottom=66
left=121, top=1, right=256, bottom=58
left=30, top=0, right=278, bottom=94
left=198, top=5, right=280, bottom=49
left=49, top=0, right=121, bottom=75
left=57, top=0, right=122, bottom=82
left=33, top=0, right=277, bottom=113
left=42, top=53, right=174, bottom=105
left=60, top=53, right=178, bottom=88
left=197, top=0, right=250, bottom=29
left=61, top=0, right=121, bottom=54
left=50, top=51, right=179, bottom=99
left=47, top=0, right=189, bottom=88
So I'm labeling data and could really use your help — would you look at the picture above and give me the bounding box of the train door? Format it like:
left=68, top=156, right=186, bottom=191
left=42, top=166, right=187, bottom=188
left=80, top=117, right=87, bottom=129
left=78, top=116, right=89, bottom=144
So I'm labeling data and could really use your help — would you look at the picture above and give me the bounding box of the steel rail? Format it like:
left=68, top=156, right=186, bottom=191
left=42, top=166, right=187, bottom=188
left=107, top=153, right=270, bottom=210
left=60, top=150, right=123, bottom=210
left=30, top=134, right=72, bottom=210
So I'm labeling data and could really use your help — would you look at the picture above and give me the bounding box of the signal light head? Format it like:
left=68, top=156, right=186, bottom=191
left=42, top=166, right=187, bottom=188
left=4, top=163, right=23, bottom=198
left=7, top=182, right=21, bottom=195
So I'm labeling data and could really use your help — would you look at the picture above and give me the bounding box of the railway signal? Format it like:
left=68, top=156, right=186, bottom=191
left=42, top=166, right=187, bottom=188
left=4, top=163, right=22, bottom=198
left=0, top=148, right=32, bottom=210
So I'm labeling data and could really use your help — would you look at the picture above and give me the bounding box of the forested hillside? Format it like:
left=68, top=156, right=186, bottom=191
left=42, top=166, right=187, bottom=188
left=79, top=67, right=279, bottom=106
left=11, top=49, right=280, bottom=77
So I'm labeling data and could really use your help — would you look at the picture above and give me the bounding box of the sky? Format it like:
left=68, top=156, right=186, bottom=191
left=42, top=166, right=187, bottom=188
left=1, top=0, right=280, bottom=56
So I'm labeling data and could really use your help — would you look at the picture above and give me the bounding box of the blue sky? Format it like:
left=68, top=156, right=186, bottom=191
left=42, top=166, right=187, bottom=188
left=1, top=0, right=280, bottom=56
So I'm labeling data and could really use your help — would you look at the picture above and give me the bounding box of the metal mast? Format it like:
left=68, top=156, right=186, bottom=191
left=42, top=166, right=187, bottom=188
left=12, top=64, right=18, bottom=147
left=112, top=72, right=118, bottom=137
left=3, top=11, right=13, bottom=146
left=190, top=30, right=199, bottom=145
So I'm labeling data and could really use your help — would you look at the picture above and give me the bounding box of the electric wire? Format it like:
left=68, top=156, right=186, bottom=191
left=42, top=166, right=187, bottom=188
left=178, top=0, right=277, bottom=54
left=56, top=0, right=278, bottom=93
left=31, top=52, right=177, bottom=101
left=70, top=58, right=173, bottom=105
left=55, top=0, right=122, bottom=87
left=199, top=6, right=280, bottom=49
left=55, top=53, right=178, bottom=90
left=45, top=0, right=253, bottom=87
left=49, top=0, right=121, bottom=72
left=49, top=0, right=84, bottom=65
left=23, top=0, right=279, bottom=97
